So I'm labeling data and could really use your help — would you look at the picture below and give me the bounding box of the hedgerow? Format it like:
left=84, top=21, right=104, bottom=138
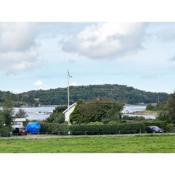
left=41, top=122, right=145, bottom=135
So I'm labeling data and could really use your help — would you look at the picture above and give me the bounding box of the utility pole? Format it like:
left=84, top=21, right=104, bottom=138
left=67, top=70, right=72, bottom=108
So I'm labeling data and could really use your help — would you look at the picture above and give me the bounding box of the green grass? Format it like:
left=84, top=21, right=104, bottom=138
left=0, top=134, right=175, bottom=153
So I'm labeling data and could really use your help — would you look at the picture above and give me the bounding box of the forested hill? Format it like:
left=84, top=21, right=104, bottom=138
left=11, top=84, right=169, bottom=106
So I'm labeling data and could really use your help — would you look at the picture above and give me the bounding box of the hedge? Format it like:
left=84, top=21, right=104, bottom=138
left=70, top=123, right=145, bottom=135
left=41, top=123, right=145, bottom=135
left=40, top=123, right=69, bottom=135
left=0, top=127, right=11, bottom=137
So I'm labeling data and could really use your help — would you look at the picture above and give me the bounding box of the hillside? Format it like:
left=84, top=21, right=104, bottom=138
left=0, top=90, right=16, bottom=105
left=11, top=84, right=169, bottom=106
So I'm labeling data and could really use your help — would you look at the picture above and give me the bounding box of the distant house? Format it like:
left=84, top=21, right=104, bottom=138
left=12, top=118, right=27, bottom=129
left=63, top=103, right=77, bottom=125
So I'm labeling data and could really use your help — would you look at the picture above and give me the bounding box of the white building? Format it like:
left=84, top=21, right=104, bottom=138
left=63, top=103, right=77, bottom=125
left=12, top=118, right=27, bottom=129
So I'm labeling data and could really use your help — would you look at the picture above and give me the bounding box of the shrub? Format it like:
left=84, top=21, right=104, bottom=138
left=46, top=106, right=67, bottom=123
left=47, top=113, right=65, bottom=123
left=87, top=122, right=104, bottom=125
left=165, top=123, right=174, bottom=132
left=146, top=104, right=156, bottom=111
left=0, top=127, right=11, bottom=137
left=107, top=120, right=119, bottom=125
left=40, top=123, right=69, bottom=135
left=41, top=122, right=145, bottom=135
left=122, top=115, right=145, bottom=121
left=70, top=123, right=145, bottom=135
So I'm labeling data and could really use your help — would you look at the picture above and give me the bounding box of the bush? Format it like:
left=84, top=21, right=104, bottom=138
left=87, top=122, right=104, bottom=125
left=107, top=120, right=119, bottom=125
left=146, top=104, right=156, bottom=111
left=46, top=106, right=67, bottom=123
left=40, top=123, right=69, bottom=135
left=122, top=115, right=145, bottom=121
left=0, top=127, right=11, bottom=137
left=70, top=123, right=145, bottom=135
left=41, top=122, right=145, bottom=135
left=165, top=123, right=174, bottom=132
left=47, top=113, right=65, bottom=123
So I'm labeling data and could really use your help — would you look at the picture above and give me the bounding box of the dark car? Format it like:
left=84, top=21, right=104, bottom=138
left=12, top=128, right=27, bottom=136
left=145, top=126, right=164, bottom=133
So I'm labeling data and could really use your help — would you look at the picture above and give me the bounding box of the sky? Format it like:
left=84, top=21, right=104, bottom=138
left=0, top=22, right=175, bottom=93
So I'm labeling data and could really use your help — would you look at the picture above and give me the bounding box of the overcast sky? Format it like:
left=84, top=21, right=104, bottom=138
left=0, top=22, right=175, bottom=93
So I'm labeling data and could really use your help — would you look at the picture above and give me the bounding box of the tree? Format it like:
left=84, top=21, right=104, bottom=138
left=0, top=84, right=169, bottom=106
left=165, top=93, right=175, bottom=123
left=46, top=106, right=67, bottom=124
left=158, top=92, right=175, bottom=123
left=47, top=112, right=65, bottom=123
left=0, top=111, right=5, bottom=127
left=146, top=104, right=156, bottom=111
left=2, top=96, right=14, bottom=128
left=70, top=99, right=124, bottom=124
left=15, top=109, right=28, bottom=118
left=0, top=97, right=14, bottom=137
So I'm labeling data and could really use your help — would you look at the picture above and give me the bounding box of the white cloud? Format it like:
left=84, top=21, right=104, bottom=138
left=34, top=80, right=45, bottom=89
left=0, top=23, right=39, bottom=73
left=62, top=23, right=147, bottom=59
left=70, top=81, right=77, bottom=86
left=0, top=23, right=37, bottom=52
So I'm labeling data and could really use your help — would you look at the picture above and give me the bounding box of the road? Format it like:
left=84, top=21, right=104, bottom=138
left=1, top=133, right=175, bottom=139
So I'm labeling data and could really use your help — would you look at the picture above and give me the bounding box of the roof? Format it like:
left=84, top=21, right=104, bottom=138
left=13, top=118, right=27, bottom=122
left=63, top=103, right=77, bottom=114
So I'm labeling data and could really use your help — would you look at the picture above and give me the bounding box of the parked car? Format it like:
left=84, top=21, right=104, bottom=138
left=145, top=126, right=164, bottom=133
left=12, top=128, right=27, bottom=136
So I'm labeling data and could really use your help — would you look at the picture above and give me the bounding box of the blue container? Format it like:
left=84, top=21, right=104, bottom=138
left=26, top=122, right=41, bottom=134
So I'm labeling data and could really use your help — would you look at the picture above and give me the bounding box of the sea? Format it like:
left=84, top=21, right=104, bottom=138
left=12, top=104, right=156, bottom=121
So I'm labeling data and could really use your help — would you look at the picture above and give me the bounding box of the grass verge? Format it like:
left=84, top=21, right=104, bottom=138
left=0, top=134, right=175, bottom=153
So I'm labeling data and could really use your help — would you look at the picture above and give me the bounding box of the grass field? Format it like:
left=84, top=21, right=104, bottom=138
left=0, top=134, right=175, bottom=153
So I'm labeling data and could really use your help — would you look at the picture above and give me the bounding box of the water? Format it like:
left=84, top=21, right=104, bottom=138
left=11, top=104, right=156, bottom=121
left=13, top=106, right=58, bottom=120
left=122, top=104, right=156, bottom=119
left=122, top=104, right=146, bottom=113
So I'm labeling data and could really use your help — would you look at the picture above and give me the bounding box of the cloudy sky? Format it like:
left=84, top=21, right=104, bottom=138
left=0, top=22, right=175, bottom=93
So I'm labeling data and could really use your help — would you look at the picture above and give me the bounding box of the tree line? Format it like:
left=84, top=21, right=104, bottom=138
left=0, top=84, right=169, bottom=106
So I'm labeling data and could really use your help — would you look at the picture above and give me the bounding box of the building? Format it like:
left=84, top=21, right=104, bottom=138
left=12, top=118, right=27, bottom=129
left=63, top=103, right=77, bottom=124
